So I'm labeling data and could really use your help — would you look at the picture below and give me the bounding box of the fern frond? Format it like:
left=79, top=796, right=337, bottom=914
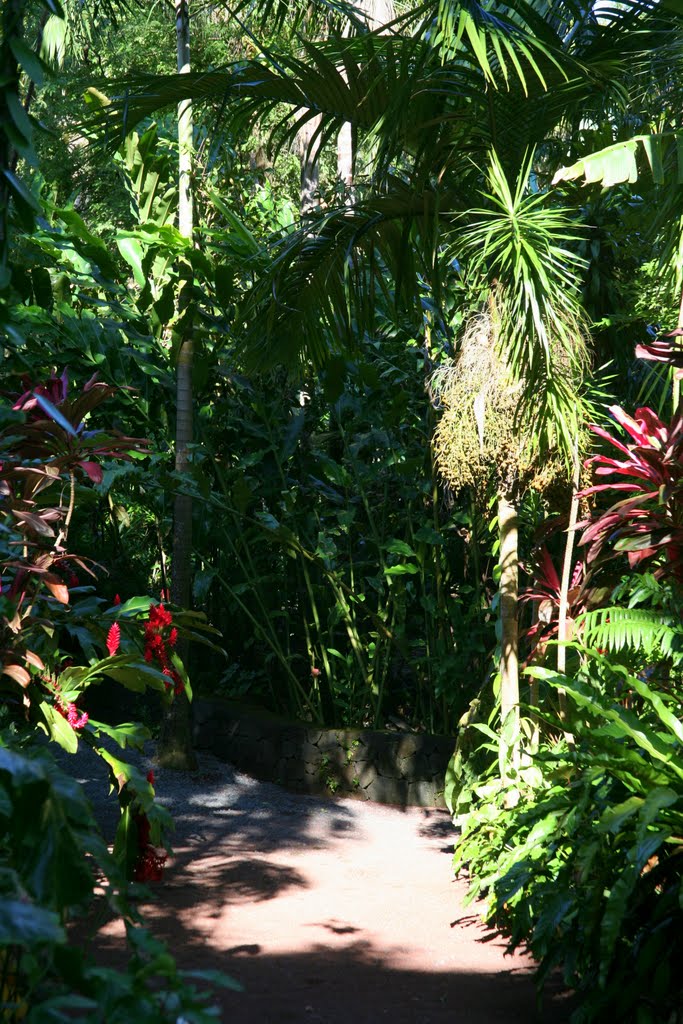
left=578, top=606, right=683, bottom=664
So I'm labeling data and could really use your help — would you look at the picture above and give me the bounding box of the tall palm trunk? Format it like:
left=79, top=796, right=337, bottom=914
left=158, top=0, right=197, bottom=769
left=336, top=0, right=394, bottom=188
left=337, top=121, right=353, bottom=189
left=498, top=493, right=520, bottom=788
left=296, top=113, right=322, bottom=213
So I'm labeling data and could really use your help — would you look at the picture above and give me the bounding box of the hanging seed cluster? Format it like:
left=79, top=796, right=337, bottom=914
left=431, top=312, right=569, bottom=502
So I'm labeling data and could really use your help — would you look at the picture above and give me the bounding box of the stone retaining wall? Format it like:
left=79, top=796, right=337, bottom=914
left=193, top=698, right=455, bottom=808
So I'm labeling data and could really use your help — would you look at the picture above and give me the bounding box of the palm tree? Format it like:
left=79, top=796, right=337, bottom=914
left=157, top=0, right=198, bottom=770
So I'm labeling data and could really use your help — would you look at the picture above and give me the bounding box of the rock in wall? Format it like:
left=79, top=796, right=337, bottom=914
left=193, top=698, right=456, bottom=808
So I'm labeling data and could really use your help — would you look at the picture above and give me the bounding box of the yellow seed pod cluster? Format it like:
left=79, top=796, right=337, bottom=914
left=431, top=312, right=570, bottom=502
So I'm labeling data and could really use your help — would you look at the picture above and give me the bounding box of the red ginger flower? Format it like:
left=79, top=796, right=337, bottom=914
left=133, top=845, right=166, bottom=882
left=58, top=701, right=89, bottom=730
left=106, top=622, right=121, bottom=657
left=143, top=603, right=184, bottom=695
left=132, top=770, right=166, bottom=882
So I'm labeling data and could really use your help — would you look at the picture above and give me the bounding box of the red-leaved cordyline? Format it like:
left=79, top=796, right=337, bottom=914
left=144, top=603, right=184, bottom=696
left=106, top=622, right=121, bottom=657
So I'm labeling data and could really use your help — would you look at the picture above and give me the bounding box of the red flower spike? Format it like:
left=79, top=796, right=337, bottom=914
left=62, top=702, right=89, bottom=730
left=113, top=594, right=121, bottom=605
left=106, top=622, right=121, bottom=657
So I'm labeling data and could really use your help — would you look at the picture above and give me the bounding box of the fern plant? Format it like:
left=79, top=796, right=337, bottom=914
left=579, top=606, right=683, bottom=666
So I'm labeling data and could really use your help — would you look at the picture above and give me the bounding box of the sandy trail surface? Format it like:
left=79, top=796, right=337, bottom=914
left=71, top=744, right=572, bottom=1023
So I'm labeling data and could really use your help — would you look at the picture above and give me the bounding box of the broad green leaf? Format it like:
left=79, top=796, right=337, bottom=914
left=39, top=701, right=77, bottom=754
left=598, top=796, right=643, bottom=834
left=9, top=37, right=46, bottom=86
left=116, top=235, right=146, bottom=287
left=87, top=720, right=151, bottom=750
left=552, top=135, right=680, bottom=189
left=100, top=663, right=169, bottom=693
left=383, top=538, right=416, bottom=557
left=0, top=899, right=64, bottom=946
left=170, top=651, right=192, bottom=701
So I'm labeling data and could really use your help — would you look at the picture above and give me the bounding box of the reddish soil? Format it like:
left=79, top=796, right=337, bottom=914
left=91, top=775, right=574, bottom=1024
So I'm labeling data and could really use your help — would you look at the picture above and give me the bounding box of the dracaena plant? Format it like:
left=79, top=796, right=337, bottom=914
left=520, top=544, right=596, bottom=663
left=0, top=369, right=149, bottom=690
left=0, top=369, right=222, bottom=878
left=579, top=404, right=683, bottom=581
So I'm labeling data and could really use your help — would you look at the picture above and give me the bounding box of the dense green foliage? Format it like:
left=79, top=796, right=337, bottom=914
left=3, top=0, right=683, bottom=1019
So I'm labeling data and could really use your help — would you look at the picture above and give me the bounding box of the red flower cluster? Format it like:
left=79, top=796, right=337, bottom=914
left=63, top=702, right=89, bottom=729
left=133, top=845, right=166, bottom=883
left=143, top=603, right=182, bottom=695
left=52, top=679, right=88, bottom=729
left=132, top=770, right=167, bottom=883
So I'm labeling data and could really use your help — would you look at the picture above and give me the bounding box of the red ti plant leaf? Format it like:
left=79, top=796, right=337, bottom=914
left=519, top=545, right=596, bottom=663
left=77, top=461, right=103, bottom=483
left=579, top=403, right=683, bottom=580
left=12, top=510, right=56, bottom=538
left=636, top=332, right=683, bottom=378
left=2, top=663, right=31, bottom=687
left=42, top=574, right=70, bottom=604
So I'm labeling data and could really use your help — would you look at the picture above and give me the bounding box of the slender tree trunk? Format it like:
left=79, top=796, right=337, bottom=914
left=556, top=444, right=580, bottom=744
left=336, top=0, right=394, bottom=189
left=0, top=0, right=23, bottom=284
left=158, top=0, right=197, bottom=769
left=498, top=493, right=520, bottom=789
left=337, top=121, right=353, bottom=189
left=296, top=113, right=322, bottom=214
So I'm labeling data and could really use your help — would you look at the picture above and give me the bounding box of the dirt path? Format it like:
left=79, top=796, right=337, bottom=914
left=72, top=744, right=575, bottom=1024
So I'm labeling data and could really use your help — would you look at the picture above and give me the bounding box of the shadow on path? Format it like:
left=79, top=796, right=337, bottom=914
left=93, top=919, right=574, bottom=1024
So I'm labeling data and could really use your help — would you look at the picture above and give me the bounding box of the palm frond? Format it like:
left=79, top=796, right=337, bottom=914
left=83, top=34, right=436, bottom=151
left=432, top=0, right=568, bottom=94
left=456, top=151, right=589, bottom=461
left=237, top=181, right=456, bottom=369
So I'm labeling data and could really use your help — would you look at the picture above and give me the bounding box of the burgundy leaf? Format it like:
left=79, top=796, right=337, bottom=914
left=77, top=460, right=103, bottom=483
left=2, top=663, right=31, bottom=687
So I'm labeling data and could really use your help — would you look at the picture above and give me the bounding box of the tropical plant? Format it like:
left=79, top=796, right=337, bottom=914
left=0, top=369, right=222, bottom=865
left=579, top=403, right=683, bottom=580
left=449, top=650, right=683, bottom=1024
left=0, top=734, right=238, bottom=1022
